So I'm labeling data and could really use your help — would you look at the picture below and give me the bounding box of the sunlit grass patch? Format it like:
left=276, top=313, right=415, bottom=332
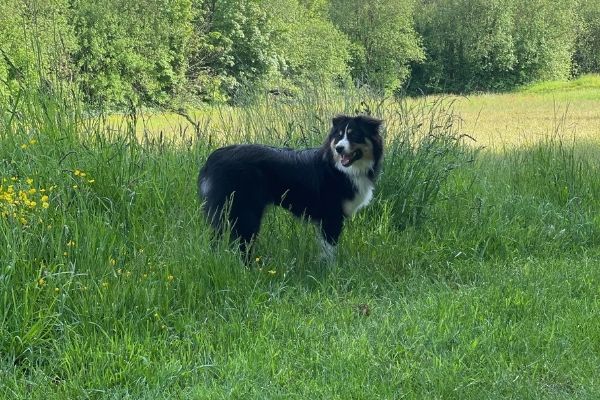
left=518, top=73, right=600, bottom=98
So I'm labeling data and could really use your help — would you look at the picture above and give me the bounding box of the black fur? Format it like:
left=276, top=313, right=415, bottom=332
left=198, top=114, right=383, bottom=256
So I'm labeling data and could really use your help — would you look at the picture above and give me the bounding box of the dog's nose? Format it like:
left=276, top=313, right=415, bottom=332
left=335, top=145, right=344, bottom=154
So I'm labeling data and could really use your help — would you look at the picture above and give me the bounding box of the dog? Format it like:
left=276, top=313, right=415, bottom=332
left=198, top=114, right=383, bottom=260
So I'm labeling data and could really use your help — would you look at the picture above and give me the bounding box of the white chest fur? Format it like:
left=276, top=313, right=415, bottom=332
left=343, top=174, right=374, bottom=217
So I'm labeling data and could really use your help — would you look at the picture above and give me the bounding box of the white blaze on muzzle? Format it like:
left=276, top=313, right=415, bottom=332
left=337, top=124, right=351, bottom=153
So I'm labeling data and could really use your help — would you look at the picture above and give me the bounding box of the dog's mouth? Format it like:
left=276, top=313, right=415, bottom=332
left=340, top=149, right=362, bottom=167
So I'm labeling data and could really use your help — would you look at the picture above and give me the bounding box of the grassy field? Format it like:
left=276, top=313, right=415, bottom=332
left=456, top=74, right=600, bottom=148
left=116, top=74, right=600, bottom=151
left=1, top=78, right=600, bottom=398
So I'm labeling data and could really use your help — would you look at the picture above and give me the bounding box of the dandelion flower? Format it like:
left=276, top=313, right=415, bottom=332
left=268, top=270, right=276, bottom=275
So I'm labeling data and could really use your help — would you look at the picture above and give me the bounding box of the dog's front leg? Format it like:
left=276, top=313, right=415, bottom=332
left=319, top=216, right=343, bottom=263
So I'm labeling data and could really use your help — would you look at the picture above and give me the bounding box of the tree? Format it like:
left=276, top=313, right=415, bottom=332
left=0, top=0, right=75, bottom=101
left=574, top=0, right=600, bottom=74
left=409, top=0, right=578, bottom=94
left=329, top=0, right=424, bottom=93
left=69, top=0, right=194, bottom=107
left=511, top=0, right=577, bottom=83
left=187, top=0, right=274, bottom=102
left=262, top=0, right=352, bottom=92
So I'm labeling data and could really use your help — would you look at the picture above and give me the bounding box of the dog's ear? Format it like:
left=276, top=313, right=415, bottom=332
left=356, top=115, right=383, bottom=136
left=331, top=114, right=348, bottom=129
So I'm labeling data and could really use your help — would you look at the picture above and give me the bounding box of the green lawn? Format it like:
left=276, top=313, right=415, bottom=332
left=1, top=85, right=600, bottom=398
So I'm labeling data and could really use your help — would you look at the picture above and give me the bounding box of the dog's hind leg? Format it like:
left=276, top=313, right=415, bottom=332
left=229, top=203, right=265, bottom=262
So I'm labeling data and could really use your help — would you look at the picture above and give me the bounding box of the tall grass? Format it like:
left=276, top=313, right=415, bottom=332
left=1, top=84, right=600, bottom=398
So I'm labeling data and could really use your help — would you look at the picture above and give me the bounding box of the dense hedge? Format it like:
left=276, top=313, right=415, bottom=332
left=0, top=0, right=598, bottom=106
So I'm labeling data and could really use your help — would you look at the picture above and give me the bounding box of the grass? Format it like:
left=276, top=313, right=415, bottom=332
left=1, top=84, right=600, bottom=398
left=447, top=74, right=600, bottom=149
left=112, top=74, right=600, bottom=151
left=518, top=74, right=600, bottom=98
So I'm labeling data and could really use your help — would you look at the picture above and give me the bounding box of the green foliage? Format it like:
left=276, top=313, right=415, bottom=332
left=1, top=0, right=600, bottom=106
left=410, top=0, right=578, bottom=94
left=186, top=0, right=274, bottom=102
left=329, top=0, right=423, bottom=93
left=263, top=0, right=352, bottom=92
left=70, top=0, right=194, bottom=108
left=574, top=0, right=600, bottom=74
left=511, top=0, right=577, bottom=83
left=0, top=0, right=75, bottom=102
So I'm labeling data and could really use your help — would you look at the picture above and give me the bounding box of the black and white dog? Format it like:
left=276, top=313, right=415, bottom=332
left=198, top=114, right=383, bottom=259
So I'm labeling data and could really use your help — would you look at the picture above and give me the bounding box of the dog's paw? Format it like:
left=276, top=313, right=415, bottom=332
left=319, top=238, right=337, bottom=264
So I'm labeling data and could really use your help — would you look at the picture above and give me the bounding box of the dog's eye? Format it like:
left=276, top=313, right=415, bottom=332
left=338, top=131, right=344, bottom=138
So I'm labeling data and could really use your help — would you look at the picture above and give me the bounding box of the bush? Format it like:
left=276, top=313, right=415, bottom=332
left=70, top=0, right=194, bottom=108
left=574, top=0, right=600, bottom=74
left=409, top=0, right=578, bottom=94
left=329, top=0, right=423, bottom=93
left=0, top=0, right=75, bottom=102
left=263, top=0, right=352, bottom=92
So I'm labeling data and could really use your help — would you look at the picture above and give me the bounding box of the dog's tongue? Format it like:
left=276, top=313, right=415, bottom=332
left=341, top=154, right=352, bottom=167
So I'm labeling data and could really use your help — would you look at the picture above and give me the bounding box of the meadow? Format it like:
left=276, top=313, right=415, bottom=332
left=1, top=77, right=600, bottom=398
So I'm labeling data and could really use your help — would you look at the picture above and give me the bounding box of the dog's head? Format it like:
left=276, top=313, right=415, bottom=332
left=326, top=114, right=383, bottom=177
